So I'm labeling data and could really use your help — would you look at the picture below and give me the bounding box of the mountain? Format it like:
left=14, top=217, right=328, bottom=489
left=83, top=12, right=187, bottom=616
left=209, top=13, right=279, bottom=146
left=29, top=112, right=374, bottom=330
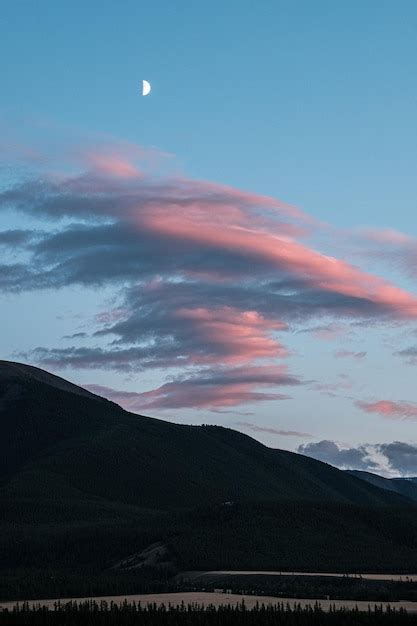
left=348, top=470, right=417, bottom=503
left=0, top=360, right=407, bottom=509
left=2, top=360, right=417, bottom=600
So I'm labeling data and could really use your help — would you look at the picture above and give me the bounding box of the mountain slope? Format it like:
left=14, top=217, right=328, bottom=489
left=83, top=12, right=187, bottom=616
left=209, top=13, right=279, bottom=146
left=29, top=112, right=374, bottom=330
left=0, top=360, right=408, bottom=509
left=2, top=361, right=417, bottom=599
left=348, top=470, right=417, bottom=503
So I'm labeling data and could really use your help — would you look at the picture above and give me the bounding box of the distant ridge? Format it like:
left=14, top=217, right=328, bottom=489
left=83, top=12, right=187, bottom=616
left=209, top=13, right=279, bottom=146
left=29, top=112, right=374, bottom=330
left=348, top=469, right=417, bottom=503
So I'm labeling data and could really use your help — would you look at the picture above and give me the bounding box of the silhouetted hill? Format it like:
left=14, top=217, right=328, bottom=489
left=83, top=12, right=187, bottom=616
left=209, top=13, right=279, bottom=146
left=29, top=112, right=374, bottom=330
left=2, top=360, right=417, bottom=600
left=0, top=360, right=407, bottom=508
left=348, top=470, right=417, bottom=503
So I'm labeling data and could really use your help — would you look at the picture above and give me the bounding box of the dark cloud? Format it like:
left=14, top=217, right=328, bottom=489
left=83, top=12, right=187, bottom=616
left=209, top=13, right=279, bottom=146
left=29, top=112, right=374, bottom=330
left=377, top=442, right=417, bottom=475
left=62, top=332, right=88, bottom=339
left=397, top=346, right=417, bottom=357
left=334, top=350, right=367, bottom=360
left=0, top=229, right=35, bottom=246
left=25, top=345, right=178, bottom=372
left=395, top=345, right=417, bottom=364
left=298, top=440, right=417, bottom=477
left=297, top=440, right=377, bottom=471
left=0, top=263, right=45, bottom=292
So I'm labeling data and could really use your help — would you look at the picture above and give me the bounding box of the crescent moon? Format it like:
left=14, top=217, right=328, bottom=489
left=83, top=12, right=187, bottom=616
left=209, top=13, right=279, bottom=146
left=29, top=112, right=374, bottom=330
left=142, top=80, right=151, bottom=96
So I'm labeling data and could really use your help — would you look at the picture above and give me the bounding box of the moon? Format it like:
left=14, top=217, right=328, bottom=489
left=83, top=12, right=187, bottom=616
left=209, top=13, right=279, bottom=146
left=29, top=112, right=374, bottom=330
left=142, top=80, right=151, bottom=96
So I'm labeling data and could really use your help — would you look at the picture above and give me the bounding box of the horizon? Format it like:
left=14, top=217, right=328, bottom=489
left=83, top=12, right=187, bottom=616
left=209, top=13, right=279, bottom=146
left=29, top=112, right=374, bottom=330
left=2, top=2, right=417, bottom=478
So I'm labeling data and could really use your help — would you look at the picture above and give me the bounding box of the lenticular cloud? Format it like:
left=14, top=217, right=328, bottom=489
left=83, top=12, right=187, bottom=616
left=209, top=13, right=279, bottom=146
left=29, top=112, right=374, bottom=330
left=3, top=138, right=417, bottom=410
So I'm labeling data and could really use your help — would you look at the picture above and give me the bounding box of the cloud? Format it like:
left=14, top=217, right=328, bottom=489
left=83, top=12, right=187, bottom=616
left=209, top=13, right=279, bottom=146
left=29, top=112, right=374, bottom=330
left=297, top=440, right=377, bottom=471
left=0, top=229, right=35, bottom=246
left=85, top=153, right=142, bottom=178
left=298, top=439, right=417, bottom=477
left=312, top=373, right=353, bottom=396
left=5, top=138, right=417, bottom=409
left=2, top=150, right=417, bottom=319
left=297, top=323, right=346, bottom=341
left=26, top=303, right=288, bottom=373
left=62, top=332, right=88, bottom=340
left=96, top=301, right=289, bottom=366
left=26, top=345, right=177, bottom=372
left=334, top=350, right=367, bottom=360
left=395, top=345, right=417, bottom=364
left=359, top=227, right=413, bottom=246
left=378, top=442, right=417, bottom=475
left=356, top=399, right=417, bottom=420
left=352, top=227, right=417, bottom=281
left=235, top=421, right=311, bottom=438
left=85, top=364, right=302, bottom=410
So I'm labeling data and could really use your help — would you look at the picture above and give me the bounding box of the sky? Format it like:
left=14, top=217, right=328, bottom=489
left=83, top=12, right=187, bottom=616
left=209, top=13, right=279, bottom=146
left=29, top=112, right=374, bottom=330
left=2, top=1, right=417, bottom=476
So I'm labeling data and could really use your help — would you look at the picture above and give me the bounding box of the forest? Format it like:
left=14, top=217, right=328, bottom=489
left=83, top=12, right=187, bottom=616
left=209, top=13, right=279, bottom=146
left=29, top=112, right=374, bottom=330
left=186, top=574, right=417, bottom=603
left=5, top=501, right=417, bottom=601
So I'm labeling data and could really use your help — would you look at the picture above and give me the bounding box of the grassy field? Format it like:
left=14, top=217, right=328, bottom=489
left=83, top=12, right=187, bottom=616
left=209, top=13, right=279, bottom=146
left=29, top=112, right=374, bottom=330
left=3, top=591, right=417, bottom=612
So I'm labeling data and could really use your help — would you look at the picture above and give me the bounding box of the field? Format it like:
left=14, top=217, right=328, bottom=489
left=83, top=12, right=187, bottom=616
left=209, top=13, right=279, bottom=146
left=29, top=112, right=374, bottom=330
left=2, top=591, right=417, bottom=613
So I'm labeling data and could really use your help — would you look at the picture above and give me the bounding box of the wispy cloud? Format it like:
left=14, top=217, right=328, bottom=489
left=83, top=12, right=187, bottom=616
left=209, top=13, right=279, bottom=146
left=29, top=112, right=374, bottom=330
left=334, top=350, right=367, bottom=360
left=356, top=399, right=417, bottom=419
left=4, top=137, right=417, bottom=410
left=236, top=421, right=311, bottom=438
left=312, top=373, right=353, bottom=397
left=395, top=345, right=417, bottom=365
left=85, top=364, right=302, bottom=410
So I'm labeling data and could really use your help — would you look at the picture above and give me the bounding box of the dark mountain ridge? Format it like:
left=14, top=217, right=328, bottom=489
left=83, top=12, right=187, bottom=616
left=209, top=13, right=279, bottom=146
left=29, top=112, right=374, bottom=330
left=0, top=360, right=408, bottom=508
left=3, top=360, right=417, bottom=600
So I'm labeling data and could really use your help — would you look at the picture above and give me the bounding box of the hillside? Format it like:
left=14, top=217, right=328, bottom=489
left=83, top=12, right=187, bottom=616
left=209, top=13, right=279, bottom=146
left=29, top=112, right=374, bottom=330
left=0, top=360, right=408, bottom=508
left=2, top=360, right=417, bottom=600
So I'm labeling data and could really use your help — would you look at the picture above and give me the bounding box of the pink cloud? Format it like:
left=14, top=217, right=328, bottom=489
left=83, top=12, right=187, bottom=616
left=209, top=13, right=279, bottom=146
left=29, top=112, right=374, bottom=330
left=101, top=384, right=289, bottom=410
left=356, top=399, right=417, bottom=419
left=360, top=228, right=413, bottom=245
left=87, top=153, right=141, bottom=178
left=7, top=138, right=417, bottom=320
left=85, top=364, right=302, bottom=411
left=173, top=306, right=288, bottom=364
left=7, top=137, right=417, bottom=413
left=170, top=176, right=312, bottom=225
left=137, top=199, right=417, bottom=319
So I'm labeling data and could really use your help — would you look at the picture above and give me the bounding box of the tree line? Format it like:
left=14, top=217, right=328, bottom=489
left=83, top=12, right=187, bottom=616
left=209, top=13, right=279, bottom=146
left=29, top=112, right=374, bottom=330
left=1, top=600, right=416, bottom=626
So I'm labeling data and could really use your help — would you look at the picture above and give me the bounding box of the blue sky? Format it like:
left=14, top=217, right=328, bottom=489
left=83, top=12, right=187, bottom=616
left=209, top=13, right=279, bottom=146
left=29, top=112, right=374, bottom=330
left=2, top=1, right=417, bottom=475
